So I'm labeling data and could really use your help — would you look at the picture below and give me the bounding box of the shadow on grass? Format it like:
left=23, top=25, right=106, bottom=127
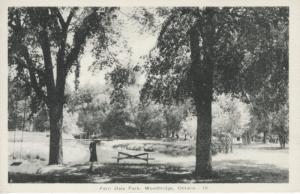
left=8, top=160, right=288, bottom=183
left=213, top=160, right=288, bottom=183
left=8, top=172, right=91, bottom=183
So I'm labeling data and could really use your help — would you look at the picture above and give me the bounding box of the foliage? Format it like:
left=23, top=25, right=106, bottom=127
left=212, top=94, right=250, bottom=137
left=105, top=66, right=136, bottom=107
left=67, top=85, right=110, bottom=135
left=140, top=7, right=288, bottom=107
left=62, top=109, right=82, bottom=135
left=162, top=104, right=189, bottom=138
left=181, top=116, right=197, bottom=138
left=8, top=7, right=122, bottom=109
left=181, top=94, right=251, bottom=139
left=101, top=104, right=134, bottom=138
left=33, top=108, right=49, bottom=132
left=270, top=104, right=288, bottom=148
left=8, top=78, right=26, bottom=130
left=129, top=103, right=166, bottom=138
left=270, top=104, right=288, bottom=136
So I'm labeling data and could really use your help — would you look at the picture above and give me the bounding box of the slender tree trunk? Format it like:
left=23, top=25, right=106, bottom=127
left=263, top=131, right=267, bottom=143
left=247, top=132, right=251, bottom=144
left=279, top=134, right=282, bottom=148
left=278, top=133, right=286, bottom=149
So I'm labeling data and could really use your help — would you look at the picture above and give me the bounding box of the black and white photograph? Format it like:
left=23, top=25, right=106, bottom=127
left=1, top=2, right=299, bottom=191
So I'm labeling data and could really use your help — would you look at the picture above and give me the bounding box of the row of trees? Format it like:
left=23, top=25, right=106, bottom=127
left=8, top=7, right=288, bottom=177
left=9, top=78, right=287, bottom=146
left=8, top=80, right=252, bottom=142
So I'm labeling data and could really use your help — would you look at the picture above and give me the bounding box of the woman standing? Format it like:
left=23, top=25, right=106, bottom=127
left=89, top=139, right=100, bottom=172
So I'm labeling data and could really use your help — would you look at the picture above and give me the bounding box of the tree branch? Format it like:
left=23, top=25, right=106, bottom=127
left=52, top=8, right=66, bottom=28
left=15, top=57, right=47, bottom=102
left=56, top=8, right=76, bottom=75
left=51, top=8, right=76, bottom=30
left=65, top=8, right=77, bottom=27
left=65, top=10, right=97, bottom=71
left=39, top=29, right=56, bottom=92
left=157, top=12, right=176, bottom=42
left=55, top=8, right=77, bottom=101
left=36, top=14, right=55, bottom=92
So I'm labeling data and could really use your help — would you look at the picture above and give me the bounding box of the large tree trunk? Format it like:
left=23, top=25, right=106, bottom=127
left=195, top=100, right=213, bottom=177
left=190, top=18, right=214, bottom=177
left=48, top=103, right=64, bottom=165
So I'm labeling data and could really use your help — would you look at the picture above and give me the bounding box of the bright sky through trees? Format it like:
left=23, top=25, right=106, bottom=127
left=67, top=8, right=157, bottom=90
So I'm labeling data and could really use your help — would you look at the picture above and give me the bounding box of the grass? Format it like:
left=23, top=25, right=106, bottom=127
left=9, top=161, right=288, bottom=183
left=8, top=132, right=288, bottom=183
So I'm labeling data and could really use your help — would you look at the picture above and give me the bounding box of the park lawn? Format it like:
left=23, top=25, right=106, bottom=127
left=8, top=132, right=288, bottom=183
left=9, top=161, right=288, bottom=183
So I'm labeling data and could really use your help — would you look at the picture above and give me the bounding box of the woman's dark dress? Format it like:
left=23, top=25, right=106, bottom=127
left=89, top=141, right=98, bottom=162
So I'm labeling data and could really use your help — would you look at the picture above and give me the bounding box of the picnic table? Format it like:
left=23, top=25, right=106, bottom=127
left=113, top=151, right=155, bottom=164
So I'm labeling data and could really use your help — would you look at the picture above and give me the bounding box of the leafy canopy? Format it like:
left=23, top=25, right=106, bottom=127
left=140, top=7, right=288, bottom=108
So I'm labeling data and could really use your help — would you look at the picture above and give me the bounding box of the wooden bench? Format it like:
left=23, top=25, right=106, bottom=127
left=113, top=152, right=155, bottom=164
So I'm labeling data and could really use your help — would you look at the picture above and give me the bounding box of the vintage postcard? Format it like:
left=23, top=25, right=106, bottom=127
left=0, top=0, right=300, bottom=193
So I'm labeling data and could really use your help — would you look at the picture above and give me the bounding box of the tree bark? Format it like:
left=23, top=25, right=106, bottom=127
left=190, top=21, right=214, bottom=177
left=194, top=102, right=213, bottom=177
left=48, top=102, right=64, bottom=165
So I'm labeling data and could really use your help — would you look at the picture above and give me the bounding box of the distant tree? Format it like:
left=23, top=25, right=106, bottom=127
left=163, top=104, right=189, bottom=138
left=101, top=103, right=134, bottom=138
left=270, top=104, right=288, bottom=148
left=129, top=103, right=166, bottom=138
left=212, top=94, right=250, bottom=138
left=248, top=85, right=289, bottom=147
left=182, top=116, right=197, bottom=140
left=62, top=108, right=82, bottom=136
left=249, top=99, right=271, bottom=143
left=67, top=85, right=110, bottom=137
left=100, top=64, right=138, bottom=138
